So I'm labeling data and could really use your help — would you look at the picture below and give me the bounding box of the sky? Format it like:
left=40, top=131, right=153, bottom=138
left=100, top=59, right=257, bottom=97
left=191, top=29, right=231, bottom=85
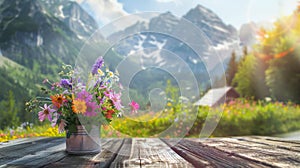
left=76, top=0, right=299, bottom=29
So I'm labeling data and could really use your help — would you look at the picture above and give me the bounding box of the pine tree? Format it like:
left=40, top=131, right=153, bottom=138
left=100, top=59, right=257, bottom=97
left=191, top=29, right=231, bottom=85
left=0, top=91, right=19, bottom=129
left=226, top=51, right=238, bottom=86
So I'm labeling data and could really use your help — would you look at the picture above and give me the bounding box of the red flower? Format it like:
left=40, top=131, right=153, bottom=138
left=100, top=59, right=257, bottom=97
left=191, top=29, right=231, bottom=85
left=50, top=94, right=66, bottom=108
left=105, top=110, right=115, bottom=119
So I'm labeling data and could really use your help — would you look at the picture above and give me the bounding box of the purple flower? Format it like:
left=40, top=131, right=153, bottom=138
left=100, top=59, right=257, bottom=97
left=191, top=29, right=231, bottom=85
left=98, top=97, right=105, bottom=105
left=77, top=90, right=93, bottom=102
left=38, top=104, right=56, bottom=122
left=60, top=79, right=72, bottom=89
left=94, top=79, right=103, bottom=88
left=84, top=101, right=99, bottom=117
left=91, top=57, right=104, bottom=75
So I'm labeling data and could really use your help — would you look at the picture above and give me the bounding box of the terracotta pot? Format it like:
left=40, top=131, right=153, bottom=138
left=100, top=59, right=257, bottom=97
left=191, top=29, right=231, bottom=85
left=66, top=125, right=101, bottom=154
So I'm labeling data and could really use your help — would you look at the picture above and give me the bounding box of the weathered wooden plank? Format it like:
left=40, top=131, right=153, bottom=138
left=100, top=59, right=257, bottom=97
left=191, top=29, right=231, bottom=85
left=1, top=137, right=300, bottom=167
left=243, top=136, right=300, bottom=152
left=162, top=138, right=214, bottom=168
left=92, top=139, right=124, bottom=168
left=113, top=138, right=193, bottom=168
left=1, top=138, right=65, bottom=168
left=195, top=137, right=300, bottom=167
left=163, top=138, right=271, bottom=168
left=44, top=139, right=114, bottom=168
left=109, top=138, right=132, bottom=168
left=0, top=138, right=65, bottom=166
left=0, top=137, right=47, bottom=149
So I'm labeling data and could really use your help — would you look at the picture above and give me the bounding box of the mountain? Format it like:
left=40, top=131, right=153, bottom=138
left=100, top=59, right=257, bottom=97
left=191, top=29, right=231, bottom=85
left=0, top=0, right=99, bottom=124
left=183, top=5, right=237, bottom=45
left=0, top=0, right=99, bottom=74
left=39, top=0, right=98, bottom=40
left=107, top=4, right=240, bottom=94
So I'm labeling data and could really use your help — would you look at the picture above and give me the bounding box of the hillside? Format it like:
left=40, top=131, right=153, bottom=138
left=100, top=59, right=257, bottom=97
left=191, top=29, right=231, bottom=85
left=0, top=0, right=99, bottom=126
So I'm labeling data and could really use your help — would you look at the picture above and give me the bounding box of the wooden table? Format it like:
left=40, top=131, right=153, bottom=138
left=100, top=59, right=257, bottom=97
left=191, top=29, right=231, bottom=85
left=1, top=137, right=300, bottom=167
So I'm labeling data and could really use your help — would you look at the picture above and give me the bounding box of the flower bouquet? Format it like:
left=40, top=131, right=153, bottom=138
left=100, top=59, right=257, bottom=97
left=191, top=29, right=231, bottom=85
left=26, top=57, right=139, bottom=154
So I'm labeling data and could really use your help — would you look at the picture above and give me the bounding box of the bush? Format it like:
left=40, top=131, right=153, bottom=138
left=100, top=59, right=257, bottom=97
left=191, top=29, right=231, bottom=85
left=190, top=99, right=300, bottom=137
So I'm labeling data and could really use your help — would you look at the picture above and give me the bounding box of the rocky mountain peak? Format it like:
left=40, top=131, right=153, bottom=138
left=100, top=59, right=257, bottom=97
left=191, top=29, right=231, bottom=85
left=183, top=4, right=238, bottom=45
left=185, top=4, right=222, bottom=23
left=0, top=0, right=99, bottom=74
left=149, top=11, right=180, bottom=33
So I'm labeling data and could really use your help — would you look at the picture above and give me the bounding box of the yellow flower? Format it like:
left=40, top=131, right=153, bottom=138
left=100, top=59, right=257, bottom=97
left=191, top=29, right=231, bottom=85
left=108, top=71, right=114, bottom=77
left=98, top=69, right=104, bottom=76
left=72, top=99, right=87, bottom=114
left=167, top=102, right=172, bottom=107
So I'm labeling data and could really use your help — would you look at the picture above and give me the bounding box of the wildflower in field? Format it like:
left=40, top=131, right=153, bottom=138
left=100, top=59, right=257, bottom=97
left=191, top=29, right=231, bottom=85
left=38, top=104, right=56, bottom=122
left=43, top=79, right=49, bottom=84
left=72, top=99, right=87, bottom=114
left=51, top=94, right=66, bottom=108
left=265, top=97, right=272, bottom=102
left=9, top=129, right=14, bottom=136
left=129, top=101, right=139, bottom=113
left=91, top=57, right=104, bottom=75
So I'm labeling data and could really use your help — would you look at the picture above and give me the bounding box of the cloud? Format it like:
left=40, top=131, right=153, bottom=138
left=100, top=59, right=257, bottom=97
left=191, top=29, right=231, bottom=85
left=156, top=0, right=182, bottom=6
left=156, top=0, right=174, bottom=2
left=76, top=0, right=128, bottom=25
left=156, top=0, right=178, bottom=3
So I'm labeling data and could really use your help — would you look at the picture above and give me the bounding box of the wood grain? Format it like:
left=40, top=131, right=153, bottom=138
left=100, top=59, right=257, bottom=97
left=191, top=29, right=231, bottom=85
left=123, top=138, right=193, bottom=167
left=0, top=137, right=300, bottom=168
left=44, top=138, right=122, bottom=168
left=163, top=138, right=272, bottom=168
left=0, top=138, right=65, bottom=167
left=195, top=137, right=300, bottom=167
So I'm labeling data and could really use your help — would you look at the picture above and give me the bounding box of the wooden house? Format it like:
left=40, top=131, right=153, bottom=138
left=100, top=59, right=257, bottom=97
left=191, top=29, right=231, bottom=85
left=194, top=87, right=239, bottom=107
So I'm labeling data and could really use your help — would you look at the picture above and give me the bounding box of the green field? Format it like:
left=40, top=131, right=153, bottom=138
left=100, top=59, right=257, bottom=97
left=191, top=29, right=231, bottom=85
left=2, top=99, right=300, bottom=142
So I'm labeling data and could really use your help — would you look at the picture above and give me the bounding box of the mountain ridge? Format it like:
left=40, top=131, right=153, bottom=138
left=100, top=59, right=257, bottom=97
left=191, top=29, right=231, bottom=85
left=0, top=0, right=100, bottom=124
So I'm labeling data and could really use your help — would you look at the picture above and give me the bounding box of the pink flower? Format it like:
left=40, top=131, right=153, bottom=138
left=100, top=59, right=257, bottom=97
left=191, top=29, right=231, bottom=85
left=42, top=79, right=49, bottom=84
left=105, top=91, right=123, bottom=110
left=58, top=119, right=67, bottom=133
left=84, top=101, right=99, bottom=117
left=111, top=93, right=123, bottom=110
left=104, top=90, right=113, bottom=99
left=38, top=104, right=56, bottom=122
left=129, top=101, right=139, bottom=113
left=77, top=90, right=93, bottom=102
left=10, top=129, right=14, bottom=136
